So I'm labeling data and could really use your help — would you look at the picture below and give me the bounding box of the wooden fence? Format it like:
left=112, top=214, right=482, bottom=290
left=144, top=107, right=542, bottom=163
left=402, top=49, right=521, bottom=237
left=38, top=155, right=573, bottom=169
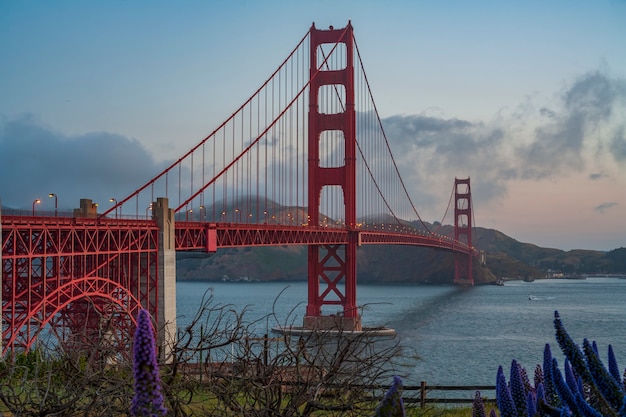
left=183, top=363, right=496, bottom=408
left=402, top=382, right=496, bottom=408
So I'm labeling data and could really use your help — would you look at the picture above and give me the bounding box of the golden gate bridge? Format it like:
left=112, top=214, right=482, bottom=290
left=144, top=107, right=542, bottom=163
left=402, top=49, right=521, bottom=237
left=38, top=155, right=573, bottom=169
left=1, top=22, right=478, bottom=356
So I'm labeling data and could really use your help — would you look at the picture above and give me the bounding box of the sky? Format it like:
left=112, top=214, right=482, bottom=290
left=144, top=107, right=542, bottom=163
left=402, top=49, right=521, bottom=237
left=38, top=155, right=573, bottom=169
left=1, top=0, right=626, bottom=251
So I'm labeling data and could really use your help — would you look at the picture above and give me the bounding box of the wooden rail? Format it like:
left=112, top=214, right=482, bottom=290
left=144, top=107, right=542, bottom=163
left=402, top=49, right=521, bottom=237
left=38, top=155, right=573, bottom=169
left=403, top=382, right=496, bottom=408
left=182, top=364, right=496, bottom=408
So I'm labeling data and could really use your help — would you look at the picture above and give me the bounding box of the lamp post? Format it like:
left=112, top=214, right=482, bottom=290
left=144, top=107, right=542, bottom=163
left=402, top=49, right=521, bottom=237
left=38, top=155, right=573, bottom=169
left=146, top=204, right=152, bottom=218
left=32, top=199, right=41, bottom=216
left=109, top=198, right=118, bottom=218
left=48, top=193, right=58, bottom=216
left=199, top=205, right=206, bottom=221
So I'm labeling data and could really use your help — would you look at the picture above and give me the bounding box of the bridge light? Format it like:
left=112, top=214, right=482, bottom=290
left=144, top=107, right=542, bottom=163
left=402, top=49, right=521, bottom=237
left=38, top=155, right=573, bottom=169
left=32, top=199, right=41, bottom=216
left=109, top=198, right=118, bottom=218
left=48, top=193, right=58, bottom=216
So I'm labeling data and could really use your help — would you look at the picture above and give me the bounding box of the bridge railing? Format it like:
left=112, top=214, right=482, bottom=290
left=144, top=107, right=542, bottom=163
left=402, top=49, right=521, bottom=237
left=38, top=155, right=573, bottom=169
left=1, top=208, right=154, bottom=221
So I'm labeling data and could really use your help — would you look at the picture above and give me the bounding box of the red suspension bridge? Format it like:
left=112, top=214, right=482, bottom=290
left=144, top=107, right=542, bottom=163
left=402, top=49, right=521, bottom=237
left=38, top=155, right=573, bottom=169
left=1, top=22, right=479, bottom=355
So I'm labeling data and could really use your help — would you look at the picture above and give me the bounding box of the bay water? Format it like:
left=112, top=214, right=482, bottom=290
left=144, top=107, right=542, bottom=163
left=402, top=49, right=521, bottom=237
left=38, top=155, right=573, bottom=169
left=176, top=277, right=626, bottom=386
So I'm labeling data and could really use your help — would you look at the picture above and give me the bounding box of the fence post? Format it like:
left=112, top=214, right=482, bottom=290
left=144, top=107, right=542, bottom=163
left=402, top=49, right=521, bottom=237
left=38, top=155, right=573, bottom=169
left=420, top=381, right=426, bottom=408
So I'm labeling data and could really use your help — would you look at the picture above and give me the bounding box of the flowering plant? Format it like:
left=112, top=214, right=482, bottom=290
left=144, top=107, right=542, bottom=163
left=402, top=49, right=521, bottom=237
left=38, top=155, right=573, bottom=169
left=130, top=309, right=167, bottom=417
left=375, top=375, right=405, bottom=417
left=476, top=311, right=626, bottom=417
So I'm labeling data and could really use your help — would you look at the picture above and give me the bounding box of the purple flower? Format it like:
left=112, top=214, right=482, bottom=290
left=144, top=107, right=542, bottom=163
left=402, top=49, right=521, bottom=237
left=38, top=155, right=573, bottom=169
left=509, top=360, right=528, bottom=416
left=130, top=309, right=167, bottom=417
left=543, top=344, right=559, bottom=407
left=551, top=358, right=578, bottom=413
left=554, top=311, right=592, bottom=387
left=375, top=376, right=404, bottom=417
left=582, top=338, right=624, bottom=410
left=534, top=364, right=544, bottom=392
left=608, top=345, right=620, bottom=384
left=536, top=382, right=545, bottom=404
left=526, top=390, right=537, bottom=417
left=496, top=366, right=517, bottom=417
left=564, top=360, right=578, bottom=394
left=472, top=391, right=487, bottom=417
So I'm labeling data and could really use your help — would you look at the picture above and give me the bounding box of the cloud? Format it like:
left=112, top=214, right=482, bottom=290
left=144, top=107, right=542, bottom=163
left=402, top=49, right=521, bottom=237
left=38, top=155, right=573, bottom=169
left=0, top=116, right=170, bottom=210
left=380, top=114, right=511, bottom=210
left=589, top=172, right=608, bottom=180
left=2, top=70, right=624, bottom=223
left=594, top=202, right=618, bottom=213
left=610, top=127, right=626, bottom=162
left=378, top=70, right=626, bottom=218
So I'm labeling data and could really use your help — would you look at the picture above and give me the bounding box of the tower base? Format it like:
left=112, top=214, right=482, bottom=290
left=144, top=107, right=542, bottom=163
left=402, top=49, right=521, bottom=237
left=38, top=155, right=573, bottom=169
left=302, top=315, right=362, bottom=332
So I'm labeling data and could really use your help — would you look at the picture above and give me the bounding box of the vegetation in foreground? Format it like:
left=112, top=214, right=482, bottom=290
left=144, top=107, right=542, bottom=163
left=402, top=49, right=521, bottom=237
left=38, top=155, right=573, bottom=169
left=2, top=294, right=624, bottom=416
left=473, top=310, right=626, bottom=417
left=0, top=290, right=409, bottom=416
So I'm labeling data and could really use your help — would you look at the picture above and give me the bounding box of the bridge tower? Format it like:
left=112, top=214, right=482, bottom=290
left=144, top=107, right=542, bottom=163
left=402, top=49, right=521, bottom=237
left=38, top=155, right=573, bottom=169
left=453, top=177, right=474, bottom=285
left=305, top=22, right=361, bottom=331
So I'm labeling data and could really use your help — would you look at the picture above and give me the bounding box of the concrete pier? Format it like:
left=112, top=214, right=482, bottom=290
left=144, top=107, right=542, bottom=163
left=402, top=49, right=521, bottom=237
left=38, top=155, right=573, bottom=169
left=152, top=197, right=177, bottom=362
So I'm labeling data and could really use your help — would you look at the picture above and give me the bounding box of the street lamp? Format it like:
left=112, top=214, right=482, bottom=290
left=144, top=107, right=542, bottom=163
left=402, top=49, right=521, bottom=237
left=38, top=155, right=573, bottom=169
left=109, top=198, right=118, bottom=218
left=199, top=205, right=206, bottom=221
left=146, top=204, right=152, bottom=218
left=32, top=199, right=41, bottom=216
left=48, top=193, right=58, bottom=216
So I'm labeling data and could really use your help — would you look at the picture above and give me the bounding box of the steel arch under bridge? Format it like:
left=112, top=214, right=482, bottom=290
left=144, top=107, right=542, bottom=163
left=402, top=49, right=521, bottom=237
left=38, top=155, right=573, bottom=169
left=1, top=214, right=159, bottom=354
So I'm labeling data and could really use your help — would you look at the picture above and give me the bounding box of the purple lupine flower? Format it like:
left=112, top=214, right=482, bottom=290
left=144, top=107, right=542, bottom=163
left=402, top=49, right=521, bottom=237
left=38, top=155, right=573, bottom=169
left=554, top=311, right=593, bottom=387
left=619, top=395, right=626, bottom=417
left=496, top=366, right=517, bottom=417
left=543, top=344, right=560, bottom=407
left=576, top=376, right=584, bottom=398
left=489, top=409, right=498, bottom=417
left=374, top=376, right=404, bottom=417
left=608, top=345, right=621, bottom=384
left=592, top=341, right=599, bottom=356
left=551, top=357, right=603, bottom=417
left=564, top=360, right=579, bottom=394
left=519, top=363, right=534, bottom=395
left=526, top=390, right=537, bottom=417
left=534, top=364, right=544, bottom=391
left=582, top=338, right=624, bottom=410
left=573, top=391, right=604, bottom=417
left=552, top=357, right=579, bottom=414
left=536, top=382, right=545, bottom=404
left=509, top=360, right=528, bottom=417
left=131, top=309, right=167, bottom=417
left=472, top=391, right=487, bottom=417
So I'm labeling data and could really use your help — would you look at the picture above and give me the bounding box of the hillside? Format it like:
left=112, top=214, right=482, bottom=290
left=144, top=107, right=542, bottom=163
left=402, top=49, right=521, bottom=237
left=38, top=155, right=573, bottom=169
left=176, top=227, right=625, bottom=285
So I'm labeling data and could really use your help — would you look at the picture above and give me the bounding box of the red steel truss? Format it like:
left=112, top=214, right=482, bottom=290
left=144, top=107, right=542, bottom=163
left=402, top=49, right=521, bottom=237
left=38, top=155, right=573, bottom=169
left=175, top=222, right=473, bottom=254
left=1, top=215, right=159, bottom=353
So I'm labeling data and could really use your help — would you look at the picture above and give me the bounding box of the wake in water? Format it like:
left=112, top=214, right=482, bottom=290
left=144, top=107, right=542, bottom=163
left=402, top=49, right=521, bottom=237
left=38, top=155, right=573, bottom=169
left=528, top=295, right=556, bottom=301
